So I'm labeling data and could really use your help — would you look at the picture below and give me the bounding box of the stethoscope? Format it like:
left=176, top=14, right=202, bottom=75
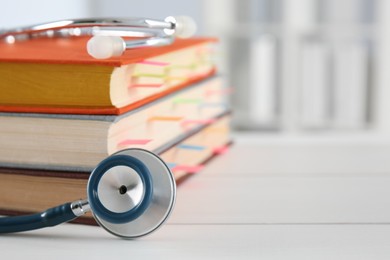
left=0, top=16, right=196, bottom=59
left=0, top=16, right=198, bottom=238
left=0, top=148, right=176, bottom=238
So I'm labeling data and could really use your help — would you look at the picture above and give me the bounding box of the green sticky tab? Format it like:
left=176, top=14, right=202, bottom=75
left=133, top=73, right=165, bottom=78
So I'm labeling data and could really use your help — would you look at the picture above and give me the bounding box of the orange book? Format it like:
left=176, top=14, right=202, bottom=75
left=0, top=37, right=216, bottom=115
left=0, top=115, right=232, bottom=225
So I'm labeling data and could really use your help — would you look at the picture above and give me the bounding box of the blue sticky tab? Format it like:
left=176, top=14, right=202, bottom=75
left=166, top=163, right=177, bottom=169
left=177, top=144, right=206, bottom=151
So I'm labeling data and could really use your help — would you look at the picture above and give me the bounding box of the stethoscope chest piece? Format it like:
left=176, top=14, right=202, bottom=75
left=87, top=148, right=176, bottom=238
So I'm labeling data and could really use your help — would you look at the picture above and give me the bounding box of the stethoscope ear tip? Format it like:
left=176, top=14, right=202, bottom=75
left=166, top=16, right=197, bottom=39
left=87, top=35, right=125, bottom=59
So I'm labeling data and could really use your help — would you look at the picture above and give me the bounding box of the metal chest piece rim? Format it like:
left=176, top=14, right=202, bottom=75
left=87, top=148, right=176, bottom=239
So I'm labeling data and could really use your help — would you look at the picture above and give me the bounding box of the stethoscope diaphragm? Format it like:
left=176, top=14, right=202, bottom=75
left=88, top=149, right=176, bottom=238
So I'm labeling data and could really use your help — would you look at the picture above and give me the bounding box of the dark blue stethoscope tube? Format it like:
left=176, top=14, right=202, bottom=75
left=0, top=203, right=77, bottom=233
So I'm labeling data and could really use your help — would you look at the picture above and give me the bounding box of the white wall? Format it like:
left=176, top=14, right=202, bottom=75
left=0, top=0, right=92, bottom=27
left=0, top=0, right=203, bottom=32
left=91, top=0, right=204, bottom=33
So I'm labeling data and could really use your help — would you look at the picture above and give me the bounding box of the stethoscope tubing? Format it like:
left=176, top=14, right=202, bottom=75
left=0, top=17, right=174, bottom=38
left=0, top=16, right=196, bottom=59
left=0, top=202, right=77, bottom=233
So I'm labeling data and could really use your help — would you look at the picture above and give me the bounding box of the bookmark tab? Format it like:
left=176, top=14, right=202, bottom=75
left=132, top=73, right=187, bottom=82
left=137, top=60, right=170, bottom=66
left=166, top=162, right=177, bottom=169
left=204, top=126, right=229, bottom=134
left=133, top=73, right=165, bottom=78
left=177, top=144, right=206, bottom=151
left=117, top=139, right=152, bottom=147
left=212, top=145, right=229, bottom=155
left=148, top=116, right=183, bottom=122
left=172, top=164, right=204, bottom=173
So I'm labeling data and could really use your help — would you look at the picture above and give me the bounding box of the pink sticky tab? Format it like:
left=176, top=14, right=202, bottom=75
left=137, top=60, right=170, bottom=66
left=117, top=139, right=152, bottom=147
left=172, top=165, right=204, bottom=174
left=213, top=145, right=229, bottom=155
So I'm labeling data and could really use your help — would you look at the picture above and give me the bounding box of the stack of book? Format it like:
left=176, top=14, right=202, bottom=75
left=0, top=36, right=231, bottom=224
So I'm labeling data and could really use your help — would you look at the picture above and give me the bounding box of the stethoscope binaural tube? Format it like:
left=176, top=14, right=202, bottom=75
left=0, top=148, right=176, bottom=239
left=0, top=16, right=197, bottom=59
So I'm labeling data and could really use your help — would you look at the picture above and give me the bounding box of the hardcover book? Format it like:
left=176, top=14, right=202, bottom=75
left=0, top=76, right=228, bottom=170
left=0, top=37, right=216, bottom=115
left=0, top=115, right=231, bottom=225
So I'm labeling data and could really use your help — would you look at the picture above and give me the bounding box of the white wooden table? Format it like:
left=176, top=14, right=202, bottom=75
left=2, top=133, right=390, bottom=259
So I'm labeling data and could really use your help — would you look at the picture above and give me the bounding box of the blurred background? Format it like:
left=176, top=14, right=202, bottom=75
left=2, top=0, right=390, bottom=136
